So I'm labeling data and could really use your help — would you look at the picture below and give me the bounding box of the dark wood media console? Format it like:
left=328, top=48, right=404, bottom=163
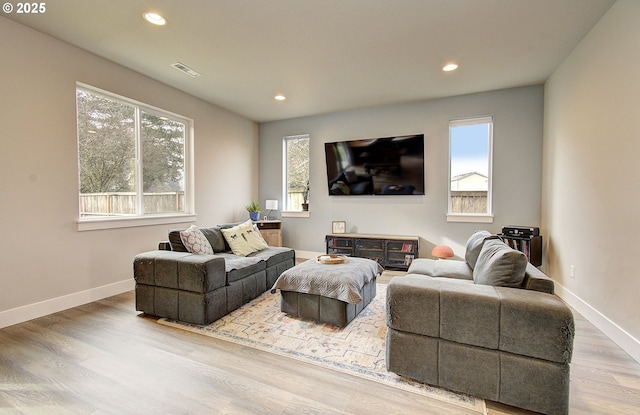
left=325, top=233, right=419, bottom=270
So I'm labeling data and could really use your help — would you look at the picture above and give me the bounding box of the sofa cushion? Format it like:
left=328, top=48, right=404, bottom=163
left=440, top=282, right=501, bottom=349
left=217, top=253, right=266, bottom=283
left=180, top=225, right=214, bottom=255
left=407, top=258, right=473, bottom=280
left=221, top=220, right=269, bottom=256
left=248, top=246, right=295, bottom=268
left=497, top=287, right=574, bottom=364
left=464, top=230, right=495, bottom=269
left=473, top=239, right=527, bottom=287
left=386, top=275, right=441, bottom=337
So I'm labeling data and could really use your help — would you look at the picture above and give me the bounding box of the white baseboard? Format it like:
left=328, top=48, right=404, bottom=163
left=0, top=279, right=135, bottom=329
left=555, top=282, right=640, bottom=364
left=6, top=265, right=638, bottom=367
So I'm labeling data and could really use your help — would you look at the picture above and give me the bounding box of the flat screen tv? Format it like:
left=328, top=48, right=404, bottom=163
left=324, top=134, right=424, bottom=196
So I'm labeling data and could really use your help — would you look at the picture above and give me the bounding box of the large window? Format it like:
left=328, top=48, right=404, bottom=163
left=283, top=134, right=310, bottom=213
left=448, top=116, right=493, bottom=222
left=76, top=84, right=192, bottom=225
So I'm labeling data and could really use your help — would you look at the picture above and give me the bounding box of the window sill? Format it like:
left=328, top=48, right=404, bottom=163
left=281, top=210, right=310, bottom=218
left=77, top=214, right=197, bottom=231
left=446, top=214, right=494, bottom=224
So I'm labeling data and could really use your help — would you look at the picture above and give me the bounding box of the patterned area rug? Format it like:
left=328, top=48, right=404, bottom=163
left=158, top=284, right=486, bottom=413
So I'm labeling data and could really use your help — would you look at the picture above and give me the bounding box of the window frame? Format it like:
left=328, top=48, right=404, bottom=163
left=76, top=83, right=195, bottom=231
left=447, top=116, right=494, bottom=223
left=281, top=134, right=310, bottom=217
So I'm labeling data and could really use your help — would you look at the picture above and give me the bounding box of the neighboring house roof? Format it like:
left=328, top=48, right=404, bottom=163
left=451, top=172, right=487, bottom=181
left=451, top=172, right=488, bottom=191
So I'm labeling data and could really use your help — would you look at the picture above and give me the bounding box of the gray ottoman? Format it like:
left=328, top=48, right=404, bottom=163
left=272, top=257, right=381, bottom=327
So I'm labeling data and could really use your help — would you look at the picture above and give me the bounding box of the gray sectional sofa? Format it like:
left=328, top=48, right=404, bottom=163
left=134, top=223, right=295, bottom=325
left=386, top=231, right=574, bottom=415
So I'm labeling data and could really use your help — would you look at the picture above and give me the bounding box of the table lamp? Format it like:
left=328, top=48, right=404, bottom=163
left=432, top=245, right=454, bottom=260
left=265, top=200, right=278, bottom=220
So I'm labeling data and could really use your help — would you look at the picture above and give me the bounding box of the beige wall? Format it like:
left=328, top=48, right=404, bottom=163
left=543, top=0, right=640, bottom=360
left=0, top=17, right=258, bottom=325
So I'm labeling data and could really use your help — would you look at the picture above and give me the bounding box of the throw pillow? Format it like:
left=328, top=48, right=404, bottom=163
left=168, top=229, right=189, bottom=252
left=199, top=226, right=227, bottom=253
left=473, top=239, right=527, bottom=288
left=220, top=220, right=269, bottom=256
left=464, top=230, right=496, bottom=269
left=180, top=224, right=214, bottom=255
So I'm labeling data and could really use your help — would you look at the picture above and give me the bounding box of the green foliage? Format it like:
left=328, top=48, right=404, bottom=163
left=302, top=180, right=310, bottom=202
left=286, top=137, right=309, bottom=193
left=76, top=89, right=185, bottom=194
left=77, top=90, right=136, bottom=193
left=141, top=113, right=185, bottom=192
left=245, top=200, right=261, bottom=212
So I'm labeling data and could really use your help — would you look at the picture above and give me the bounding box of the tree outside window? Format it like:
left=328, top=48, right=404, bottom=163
left=76, top=86, right=189, bottom=217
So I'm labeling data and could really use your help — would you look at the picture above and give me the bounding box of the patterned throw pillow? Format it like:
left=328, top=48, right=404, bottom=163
left=179, top=224, right=214, bottom=255
left=221, top=220, right=269, bottom=256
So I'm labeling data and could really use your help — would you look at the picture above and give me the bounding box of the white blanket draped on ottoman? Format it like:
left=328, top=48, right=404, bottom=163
left=271, top=257, right=383, bottom=303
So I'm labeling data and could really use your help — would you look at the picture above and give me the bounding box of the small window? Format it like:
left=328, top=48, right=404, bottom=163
left=283, top=134, right=310, bottom=212
left=76, top=84, right=192, bottom=222
left=448, top=116, right=493, bottom=222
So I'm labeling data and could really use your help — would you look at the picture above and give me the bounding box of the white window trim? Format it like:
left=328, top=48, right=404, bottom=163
left=447, top=116, right=494, bottom=223
left=281, top=211, right=311, bottom=218
left=77, top=214, right=197, bottom=231
left=446, top=213, right=494, bottom=223
left=75, top=83, right=195, bottom=230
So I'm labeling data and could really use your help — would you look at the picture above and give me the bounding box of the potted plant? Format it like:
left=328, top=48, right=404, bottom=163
left=301, top=180, right=310, bottom=211
left=246, top=200, right=261, bottom=221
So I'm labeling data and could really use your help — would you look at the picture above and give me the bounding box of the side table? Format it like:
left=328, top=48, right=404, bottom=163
left=256, top=220, right=282, bottom=247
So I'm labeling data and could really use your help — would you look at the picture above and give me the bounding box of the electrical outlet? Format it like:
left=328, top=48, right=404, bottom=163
left=570, top=265, right=575, bottom=279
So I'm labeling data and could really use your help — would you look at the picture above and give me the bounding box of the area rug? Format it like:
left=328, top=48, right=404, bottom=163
left=158, top=284, right=486, bottom=414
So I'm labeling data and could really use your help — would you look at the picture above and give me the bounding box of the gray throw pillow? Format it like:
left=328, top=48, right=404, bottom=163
left=168, top=229, right=188, bottom=252
left=473, top=239, right=527, bottom=288
left=200, top=227, right=227, bottom=253
left=464, top=230, right=494, bottom=269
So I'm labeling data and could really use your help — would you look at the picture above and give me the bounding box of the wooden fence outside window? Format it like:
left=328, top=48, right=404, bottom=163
left=450, top=190, right=487, bottom=214
left=80, top=192, right=185, bottom=216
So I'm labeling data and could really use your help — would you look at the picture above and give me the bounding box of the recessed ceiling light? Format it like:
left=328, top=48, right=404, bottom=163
left=143, top=12, right=167, bottom=26
left=274, top=95, right=286, bottom=101
left=442, top=63, right=459, bottom=72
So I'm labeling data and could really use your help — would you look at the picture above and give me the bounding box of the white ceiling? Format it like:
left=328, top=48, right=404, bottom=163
left=6, top=0, right=614, bottom=122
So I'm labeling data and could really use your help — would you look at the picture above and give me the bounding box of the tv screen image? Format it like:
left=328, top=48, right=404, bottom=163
left=324, top=134, right=425, bottom=196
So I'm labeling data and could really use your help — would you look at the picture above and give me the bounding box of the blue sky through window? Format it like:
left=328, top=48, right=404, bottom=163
left=450, top=123, right=489, bottom=177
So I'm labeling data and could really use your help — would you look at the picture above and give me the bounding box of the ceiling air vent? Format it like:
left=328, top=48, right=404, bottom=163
left=171, top=62, right=201, bottom=77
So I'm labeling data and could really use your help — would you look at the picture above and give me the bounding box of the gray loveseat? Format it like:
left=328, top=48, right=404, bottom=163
left=386, top=231, right=574, bottom=415
left=134, top=223, right=295, bottom=325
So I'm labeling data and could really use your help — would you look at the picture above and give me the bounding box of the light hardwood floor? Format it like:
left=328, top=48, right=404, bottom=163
left=1, top=275, right=639, bottom=414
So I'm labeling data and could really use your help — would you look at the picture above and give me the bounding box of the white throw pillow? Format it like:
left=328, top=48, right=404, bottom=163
left=221, top=220, right=269, bottom=256
left=180, top=224, right=214, bottom=255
